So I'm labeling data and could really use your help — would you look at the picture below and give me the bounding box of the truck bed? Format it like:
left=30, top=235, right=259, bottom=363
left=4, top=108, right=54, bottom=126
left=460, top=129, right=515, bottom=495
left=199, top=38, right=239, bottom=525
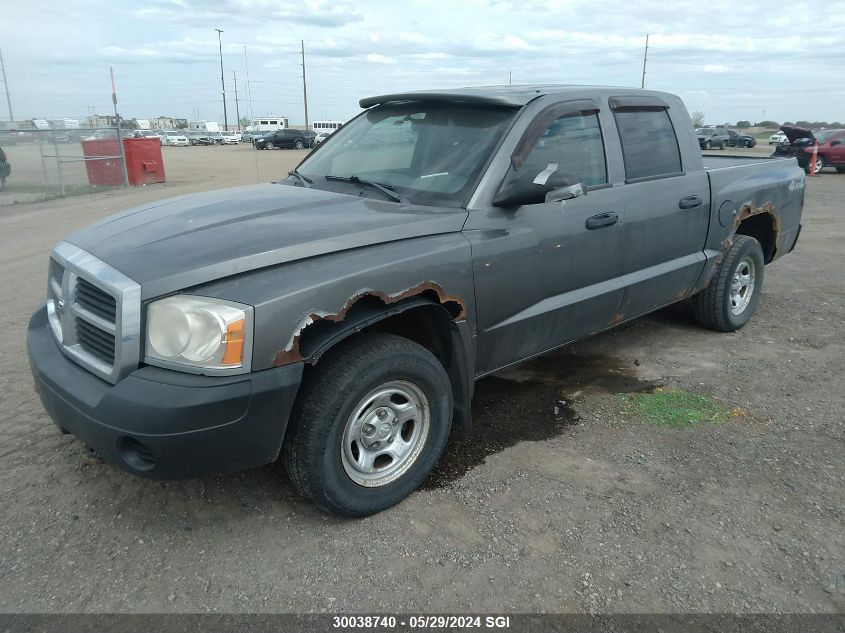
left=702, top=155, right=794, bottom=170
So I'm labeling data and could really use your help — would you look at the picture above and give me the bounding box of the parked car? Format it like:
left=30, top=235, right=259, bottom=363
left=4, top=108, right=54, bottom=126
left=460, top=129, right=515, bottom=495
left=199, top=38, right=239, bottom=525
left=82, top=129, right=120, bottom=141
left=254, top=129, right=315, bottom=150
left=0, top=145, right=10, bottom=191
left=26, top=85, right=805, bottom=517
left=314, top=131, right=331, bottom=145
left=161, top=130, right=189, bottom=147
left=185, top=131, right=215, bottom=146
left=769, top=131, right=788, bottom=145
left=696, top=126, right=730, bottom=150
left=220, top=130, right=241, bottom=144
left=206, top=132, right=226, bottom=145
left=727, top=130, right=756, bottom=148
left=772, top=126, right=845, bottom=174
left=132, top=130, right=162, bottom=144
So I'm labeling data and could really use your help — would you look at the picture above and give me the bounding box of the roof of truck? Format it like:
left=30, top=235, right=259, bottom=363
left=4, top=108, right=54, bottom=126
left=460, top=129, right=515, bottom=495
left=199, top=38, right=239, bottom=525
left=358, top=84, right=661, bottom=108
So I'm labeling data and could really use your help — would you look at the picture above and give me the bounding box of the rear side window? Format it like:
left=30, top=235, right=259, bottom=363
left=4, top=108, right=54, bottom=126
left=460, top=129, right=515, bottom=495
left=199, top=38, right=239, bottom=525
left=614, top=108, right=682, bottom=180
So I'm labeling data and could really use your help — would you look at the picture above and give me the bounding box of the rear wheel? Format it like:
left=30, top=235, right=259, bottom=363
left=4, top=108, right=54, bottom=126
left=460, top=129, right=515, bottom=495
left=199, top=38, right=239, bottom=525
left=719, top=140, right=726, bottom=150
left=691, top=235, right=764, bottom=332
left=810, top=156, right=825, bottom=174
left=836, top=167, right=845, bottom=173
left=282, top=333, right=453, bottom=517
left=704, top=140, right=712, bottom=150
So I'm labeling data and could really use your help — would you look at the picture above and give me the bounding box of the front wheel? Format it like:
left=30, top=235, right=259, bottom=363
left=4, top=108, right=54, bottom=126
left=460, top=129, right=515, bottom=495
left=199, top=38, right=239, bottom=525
left=266, top=142, right=275, bottom=150
left=719, top=140, right=726, bottom=150
left=294, top=139, right=305, bottom=149
left=691, top=235, right=764, bottom=332
left=704, top=140, right=711, bottom=150
left=810, top=156, right=825, bottom=174
left=283, top=333, right=453, bottom=517
left=836, top=167, right=845, bottom=173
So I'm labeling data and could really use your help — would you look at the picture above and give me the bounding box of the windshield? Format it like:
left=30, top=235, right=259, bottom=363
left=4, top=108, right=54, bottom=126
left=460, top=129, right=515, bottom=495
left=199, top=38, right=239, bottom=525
left=696, top=128, right=712, bottom=135
left=296, top=102, right=515, bottom=207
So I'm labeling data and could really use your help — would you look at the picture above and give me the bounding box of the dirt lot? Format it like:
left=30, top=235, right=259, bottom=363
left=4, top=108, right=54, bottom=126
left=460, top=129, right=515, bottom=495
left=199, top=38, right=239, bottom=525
left=0, top=144, right=842, bottom=614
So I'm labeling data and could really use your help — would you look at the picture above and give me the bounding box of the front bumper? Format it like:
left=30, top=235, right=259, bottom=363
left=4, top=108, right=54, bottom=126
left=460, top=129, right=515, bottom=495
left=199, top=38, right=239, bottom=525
left=27, top=307, right=304, bottom=480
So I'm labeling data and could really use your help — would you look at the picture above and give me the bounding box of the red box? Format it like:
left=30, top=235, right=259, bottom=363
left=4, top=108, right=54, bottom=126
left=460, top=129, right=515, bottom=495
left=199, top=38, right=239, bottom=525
left=123, top=138, right=166, bottom=186
left=80, top=137, right=166, bottom=187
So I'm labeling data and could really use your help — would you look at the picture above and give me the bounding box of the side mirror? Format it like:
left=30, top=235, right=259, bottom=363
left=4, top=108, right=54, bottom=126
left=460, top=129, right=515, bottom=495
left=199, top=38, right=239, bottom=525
left=545, top=183, right=584, bottom=203
left=493, top=171, right=578, bottom=208
left=831, top=139, right=842, bottom=146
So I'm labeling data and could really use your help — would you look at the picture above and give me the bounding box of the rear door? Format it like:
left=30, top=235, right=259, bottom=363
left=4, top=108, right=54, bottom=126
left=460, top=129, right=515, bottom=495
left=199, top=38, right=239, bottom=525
left=608, top=97, right=710, bottom=317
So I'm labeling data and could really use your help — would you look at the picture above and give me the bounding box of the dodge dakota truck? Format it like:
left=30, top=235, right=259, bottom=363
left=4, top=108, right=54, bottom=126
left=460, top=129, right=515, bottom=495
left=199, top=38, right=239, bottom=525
left=27, top=85, right=805, bottom=517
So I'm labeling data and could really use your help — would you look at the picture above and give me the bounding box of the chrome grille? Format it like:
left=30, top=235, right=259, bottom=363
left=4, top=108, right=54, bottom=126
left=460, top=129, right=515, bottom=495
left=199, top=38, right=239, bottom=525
left=46, top=242, right=141, bottom=384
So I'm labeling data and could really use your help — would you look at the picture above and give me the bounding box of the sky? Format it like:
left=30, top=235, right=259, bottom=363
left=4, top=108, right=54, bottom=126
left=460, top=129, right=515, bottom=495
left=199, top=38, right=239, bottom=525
left=1, top=0, right=844, bottom=127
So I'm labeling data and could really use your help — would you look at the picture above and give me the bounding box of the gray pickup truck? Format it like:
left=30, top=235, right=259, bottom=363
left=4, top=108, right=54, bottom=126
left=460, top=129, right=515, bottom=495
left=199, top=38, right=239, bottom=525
left=27, top=85, right=805, bottom=516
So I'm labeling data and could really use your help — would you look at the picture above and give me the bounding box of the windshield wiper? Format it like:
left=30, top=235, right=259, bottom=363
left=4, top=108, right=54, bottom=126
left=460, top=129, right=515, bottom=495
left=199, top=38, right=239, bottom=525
left=324, top=175, right=403, bottom=203
left=287, top=170, right=312, bottom=188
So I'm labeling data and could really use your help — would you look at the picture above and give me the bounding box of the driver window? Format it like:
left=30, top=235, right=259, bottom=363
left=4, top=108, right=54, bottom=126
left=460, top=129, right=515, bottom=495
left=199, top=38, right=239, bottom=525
left=522, top=112, right=607, bottom=187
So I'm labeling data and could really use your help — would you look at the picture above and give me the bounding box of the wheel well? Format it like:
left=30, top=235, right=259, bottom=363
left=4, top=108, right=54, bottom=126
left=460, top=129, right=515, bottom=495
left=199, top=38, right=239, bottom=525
left=297, top=302, right=472, bottom=430
left=736, top=212, right=777, bottom=263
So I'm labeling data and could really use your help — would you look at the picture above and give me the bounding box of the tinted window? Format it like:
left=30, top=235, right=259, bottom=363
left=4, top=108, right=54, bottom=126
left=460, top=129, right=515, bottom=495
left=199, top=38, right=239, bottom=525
left=615, top=109, right=682, bottom=180
left=520, top=111, right=607, bottom=187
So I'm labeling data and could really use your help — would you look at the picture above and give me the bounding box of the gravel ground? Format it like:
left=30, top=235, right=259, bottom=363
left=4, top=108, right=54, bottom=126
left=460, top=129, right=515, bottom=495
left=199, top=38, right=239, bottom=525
left=0, top=145, right=842, bottom=614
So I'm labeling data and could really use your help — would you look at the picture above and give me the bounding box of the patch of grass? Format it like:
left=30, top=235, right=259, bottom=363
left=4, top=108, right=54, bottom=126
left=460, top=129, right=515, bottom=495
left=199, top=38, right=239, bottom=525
left=626, top=388, right=738, bottom=427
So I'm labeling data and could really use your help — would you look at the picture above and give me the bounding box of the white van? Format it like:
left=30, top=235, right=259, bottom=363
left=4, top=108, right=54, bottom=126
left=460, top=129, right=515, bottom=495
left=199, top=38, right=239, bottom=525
left=311, top=120, right=343, bottom=134
left=252, top=117, right=289, bottom=132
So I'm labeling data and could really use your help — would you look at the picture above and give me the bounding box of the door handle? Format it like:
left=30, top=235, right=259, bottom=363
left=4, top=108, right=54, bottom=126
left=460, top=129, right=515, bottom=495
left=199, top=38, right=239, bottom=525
left=585, top=213, right=618, bottom=230
left=679, top=195, right=703, bottom=209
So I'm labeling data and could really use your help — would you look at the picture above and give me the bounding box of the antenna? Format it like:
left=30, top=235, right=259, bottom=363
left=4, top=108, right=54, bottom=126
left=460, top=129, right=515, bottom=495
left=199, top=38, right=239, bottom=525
left=640, top=34, right=649, bottom=89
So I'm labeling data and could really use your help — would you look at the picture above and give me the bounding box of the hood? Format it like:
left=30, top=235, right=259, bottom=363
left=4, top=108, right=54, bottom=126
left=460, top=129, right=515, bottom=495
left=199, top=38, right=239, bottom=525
left=66, top=183, right=468, bottom=299
left=780, top=125, right=814, bottom=143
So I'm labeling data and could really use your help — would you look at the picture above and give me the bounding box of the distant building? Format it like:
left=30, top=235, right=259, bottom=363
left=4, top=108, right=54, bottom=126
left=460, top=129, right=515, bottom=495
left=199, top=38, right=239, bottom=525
left=87, top=115, right=114, bottom=128
left=150, top=116, right=188, bottom=130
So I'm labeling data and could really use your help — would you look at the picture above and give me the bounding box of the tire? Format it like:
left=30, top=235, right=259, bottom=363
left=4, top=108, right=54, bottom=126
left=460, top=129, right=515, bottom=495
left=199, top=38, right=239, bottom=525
left=836, top=167, right=845, bottom=173
left=809, top=156, right=825, bottom=174
left=748, top=139, right=756, bottom=148
left=282, top=332, right=453, bottom=517
left=719, top=140, right=726, bottom=150
left=294, top=139, right=305, bottom=150
left=704, top=140, right=711, bottom=150
left=266, top=142, right=274, bottom=150
left=691, top=235, right=765, bottom=332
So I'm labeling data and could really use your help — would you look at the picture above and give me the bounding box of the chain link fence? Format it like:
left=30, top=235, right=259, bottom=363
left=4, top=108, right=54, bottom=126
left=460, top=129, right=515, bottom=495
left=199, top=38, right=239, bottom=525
left=0, top=127, right=128, bottom=206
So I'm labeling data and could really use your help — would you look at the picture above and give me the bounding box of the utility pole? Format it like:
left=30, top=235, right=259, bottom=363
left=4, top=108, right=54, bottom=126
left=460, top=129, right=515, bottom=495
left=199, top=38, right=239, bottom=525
left=214, top=28, right=228, bottom=131
left=640, top=33, right=649, bottom=89
left=233, top=71, right=241, bottom=130
left=508, top=70, right=512, bottom=86
left=301, top=40, right=309, bottom=131
left=110, top=66, right=129, bottom=188
left=0, top=48, right=13, bottom=121
left=243, top=46, right=254, bottom=124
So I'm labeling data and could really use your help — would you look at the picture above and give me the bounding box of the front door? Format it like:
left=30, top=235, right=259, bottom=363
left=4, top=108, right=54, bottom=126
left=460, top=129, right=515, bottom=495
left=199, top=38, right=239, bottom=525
left=465, top=107, right=626, bottom=375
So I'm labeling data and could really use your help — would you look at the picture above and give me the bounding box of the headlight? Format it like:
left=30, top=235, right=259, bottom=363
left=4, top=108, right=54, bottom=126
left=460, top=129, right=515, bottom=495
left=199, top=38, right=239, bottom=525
left=145, top=295, right=253, bottom=374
